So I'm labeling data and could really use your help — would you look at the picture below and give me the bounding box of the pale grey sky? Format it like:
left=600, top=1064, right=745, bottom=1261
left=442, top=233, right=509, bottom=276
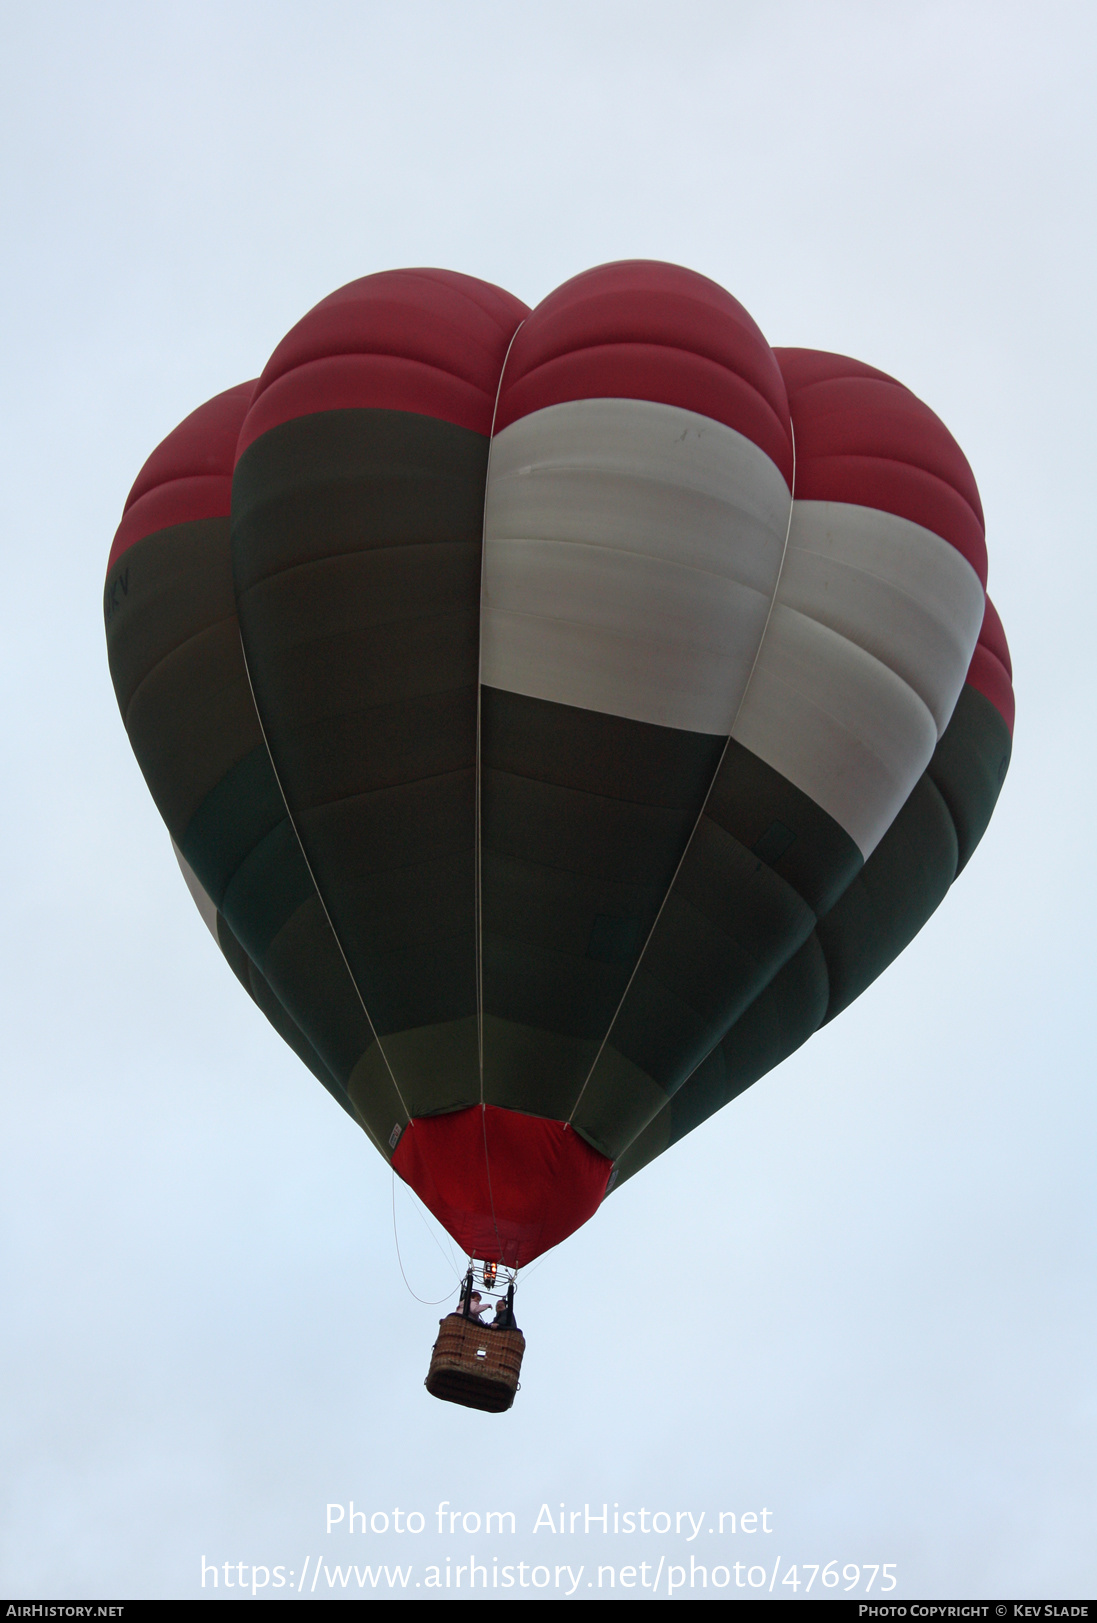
left=1, top=1, right=1094, bottom=1600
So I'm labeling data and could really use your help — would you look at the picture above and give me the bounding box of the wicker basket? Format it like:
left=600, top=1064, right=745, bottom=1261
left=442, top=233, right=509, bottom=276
left=425, top=1315, right=526, bottom=1413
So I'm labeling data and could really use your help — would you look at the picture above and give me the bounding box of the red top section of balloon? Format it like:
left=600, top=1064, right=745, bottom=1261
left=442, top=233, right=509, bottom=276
left=494, top=259, right=795, bottom=486
left=775, top=348, right=987, bottom=586
left=238, top=269, right=529, bottom=454
left=107, top=382, right=256, bottom=570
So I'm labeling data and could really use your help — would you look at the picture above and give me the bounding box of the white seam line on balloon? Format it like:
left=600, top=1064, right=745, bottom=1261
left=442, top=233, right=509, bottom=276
left=235, top=624, right=412, bottom=1129
left=475, top=317, right=525, bottom=1265
left=567, top=419, right=798, bottom=1133
left=476, top=317, right=525, bottom=1100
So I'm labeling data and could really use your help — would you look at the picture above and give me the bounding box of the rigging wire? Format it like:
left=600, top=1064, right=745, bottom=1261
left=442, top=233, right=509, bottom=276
left=405, top=1171, right=465, bottom=1275
left=391, top=1166, right=464, bottom=1306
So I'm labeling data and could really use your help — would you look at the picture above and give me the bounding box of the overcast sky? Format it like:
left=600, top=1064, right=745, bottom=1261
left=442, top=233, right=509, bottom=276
left=2, top=0, right=1094, bottom=1602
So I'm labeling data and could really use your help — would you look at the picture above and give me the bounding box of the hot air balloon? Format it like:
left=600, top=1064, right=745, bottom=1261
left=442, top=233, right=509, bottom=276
left=104, top=262, right=1013, bottom=1411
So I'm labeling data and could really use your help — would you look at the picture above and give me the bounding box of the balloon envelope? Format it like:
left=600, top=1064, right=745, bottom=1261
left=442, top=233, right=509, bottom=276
left=104, top=262, right=1014, bottom=1266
